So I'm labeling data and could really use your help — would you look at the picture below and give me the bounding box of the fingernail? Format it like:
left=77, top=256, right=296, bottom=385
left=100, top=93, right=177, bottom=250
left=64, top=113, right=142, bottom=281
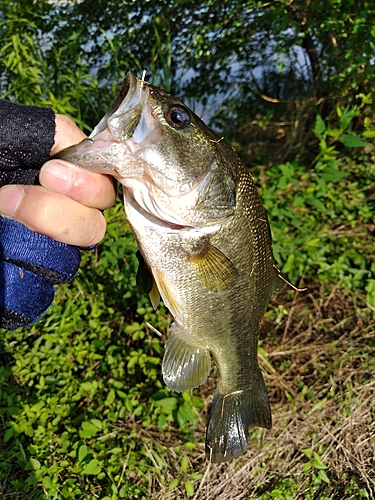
left=40, top=160, right=74, bottom=192
left=0, top=185, right=25, bottom=217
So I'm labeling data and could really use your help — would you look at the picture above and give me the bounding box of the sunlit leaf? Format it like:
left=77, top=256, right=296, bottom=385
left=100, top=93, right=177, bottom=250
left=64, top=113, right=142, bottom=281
left=82, top=459, right=102, bottom=475
left=340, top=134, right=371, bottom=148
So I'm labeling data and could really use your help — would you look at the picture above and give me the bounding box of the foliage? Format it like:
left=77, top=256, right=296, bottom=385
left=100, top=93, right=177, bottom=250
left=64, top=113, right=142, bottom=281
left=1, top=1, right=375, bottom=133
left=0, top=2, right=103, bottom=130
left=258, top=100, right=375, bottom=306
left=0, top=204, right=204, bottom=499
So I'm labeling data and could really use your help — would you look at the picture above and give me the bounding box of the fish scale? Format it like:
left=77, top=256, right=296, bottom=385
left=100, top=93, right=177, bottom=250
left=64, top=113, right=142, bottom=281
left=57, top=71, right=280, bottom=463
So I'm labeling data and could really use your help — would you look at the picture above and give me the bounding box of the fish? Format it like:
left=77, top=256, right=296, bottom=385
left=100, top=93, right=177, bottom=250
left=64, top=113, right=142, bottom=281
left=57, top=71, right=280, bottom=463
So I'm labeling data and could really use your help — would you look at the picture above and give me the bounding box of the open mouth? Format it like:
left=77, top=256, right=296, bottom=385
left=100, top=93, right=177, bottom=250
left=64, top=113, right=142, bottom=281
left=89, top=71, right=141, bottom=139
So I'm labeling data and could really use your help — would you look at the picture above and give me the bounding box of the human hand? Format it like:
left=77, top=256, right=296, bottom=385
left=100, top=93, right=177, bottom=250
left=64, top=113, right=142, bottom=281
left=0, top=112, right=117, bottom=329
left=0, top=114, right=116, bottom=246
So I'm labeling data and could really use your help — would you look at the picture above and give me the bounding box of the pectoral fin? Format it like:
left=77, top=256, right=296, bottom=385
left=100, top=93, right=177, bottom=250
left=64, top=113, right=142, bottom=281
left=162, top=324, right=211, bottom=392
left=188, top=240, right=238, bottom=291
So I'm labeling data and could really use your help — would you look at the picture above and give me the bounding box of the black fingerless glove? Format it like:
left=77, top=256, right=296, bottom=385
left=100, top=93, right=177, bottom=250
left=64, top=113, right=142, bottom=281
left=0, top=101, right=81, bottom=329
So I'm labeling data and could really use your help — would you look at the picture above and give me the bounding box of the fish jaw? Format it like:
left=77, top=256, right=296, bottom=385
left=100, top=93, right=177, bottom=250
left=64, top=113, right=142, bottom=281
left=55, top=71, right=158, bottom=178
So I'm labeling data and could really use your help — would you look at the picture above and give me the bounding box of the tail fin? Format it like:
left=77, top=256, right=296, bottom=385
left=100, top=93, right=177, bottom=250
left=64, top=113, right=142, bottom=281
left=205, top=379, right=272, bottom=463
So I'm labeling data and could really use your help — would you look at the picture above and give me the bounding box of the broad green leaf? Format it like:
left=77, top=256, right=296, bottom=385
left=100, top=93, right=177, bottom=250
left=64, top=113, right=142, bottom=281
left=302, top=448, right=313, bottom=458
left=4, top=427, right=14, bottom=442
left=312, top=453, right=328, bottom=469
left=153, top=397, right=178, bottom=412
left=319, top=138, right=328, bottom=152
left=181, top=456, right=189, bottom=470
left=191, top=396, right=204, bottom=408
left=191, top=472, right=203, bottom=480
left=30, top=400, right=45, bottom=413
left=169, top=479, right=180, bottom=489
left=81, top=381, right=96, bottom=392
left=325, top=128, right=341, bottom=138
left=177, top=402, right=197, bottom=426
left=127, top=355, right=139, bottom=369
left=281, top=254, right=295, bottom=274
left=90, top=419, right=103, bottom=429
left=305, top=238, right=321, bottom=248
left=319, top=168, right=350, bottom=182
left=362, top=130, right=375, bottom=138
left=318, top=469, right=330, bottom=483
left=182, top=391, right=192, bottom=403
left=82, top=458, right=102, bottom=475
left=302, top=462, right=312, bottom=473
left=305, top=196, right=326, bottom=212
left=146, top=356, right=160, bottom=365
left=313, top=115, right=326, bottom=138
left=340, top=134, right=371, bottom=148
left=279, top=163, right=293, bottom=178
left=42, top=477, right=53, bottom=489
left=339, top=108, right=356, bottom=131
left=78, top=444, right=90, bottom=464
left=24, top=458, right=41, bottom=471
left=185, top=480, right=194, bottom=497
left=80, top=421, right=101, bottom=438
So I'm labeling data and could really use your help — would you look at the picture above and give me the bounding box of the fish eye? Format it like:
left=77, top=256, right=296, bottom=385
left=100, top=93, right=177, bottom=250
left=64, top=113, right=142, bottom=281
left=166, top=106, right=190, bottom=129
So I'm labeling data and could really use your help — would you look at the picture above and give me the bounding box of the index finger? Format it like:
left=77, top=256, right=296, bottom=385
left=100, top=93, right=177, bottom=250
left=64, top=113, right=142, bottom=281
left=51, top=114, right=87, bottom=154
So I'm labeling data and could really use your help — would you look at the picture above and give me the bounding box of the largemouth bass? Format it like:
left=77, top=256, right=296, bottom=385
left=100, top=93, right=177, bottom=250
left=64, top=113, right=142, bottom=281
left=58, top=71, right=280, bottom=463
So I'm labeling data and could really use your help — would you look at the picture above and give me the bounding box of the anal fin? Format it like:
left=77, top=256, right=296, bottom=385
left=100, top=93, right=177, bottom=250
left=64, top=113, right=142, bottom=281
left=162, top=324, right=211, bottom=392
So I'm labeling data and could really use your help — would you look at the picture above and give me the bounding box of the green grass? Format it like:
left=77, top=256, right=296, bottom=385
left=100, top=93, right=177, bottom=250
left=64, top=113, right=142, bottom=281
left=0, top=202, right=205, bottom=499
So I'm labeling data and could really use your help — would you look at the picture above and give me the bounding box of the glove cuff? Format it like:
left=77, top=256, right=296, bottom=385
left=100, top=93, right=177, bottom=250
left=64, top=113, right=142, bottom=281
left=0, top=261, right=55, bottom=328
left=0, top=218, right=81, bottom=329
left=0, top=218, right=81, bottom=284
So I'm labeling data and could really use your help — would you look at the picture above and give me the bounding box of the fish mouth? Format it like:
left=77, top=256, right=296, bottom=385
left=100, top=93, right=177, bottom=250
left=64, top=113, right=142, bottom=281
left=54, top=71, right=148, bottom=173
left=91, top=71, right=146, bottom=141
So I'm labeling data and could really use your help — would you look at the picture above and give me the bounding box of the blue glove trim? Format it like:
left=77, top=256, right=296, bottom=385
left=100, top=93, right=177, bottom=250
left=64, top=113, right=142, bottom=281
left=0, top=260, right=55, bottom=325
left=0, top=218, right=80, bottom=284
